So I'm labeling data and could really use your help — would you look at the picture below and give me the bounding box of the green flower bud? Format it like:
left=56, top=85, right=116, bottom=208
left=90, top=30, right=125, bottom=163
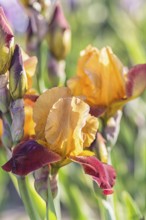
left=0, top=7, right=14, bottom=74
left=47, top=3, right=71, bottom=60
left=9, top=44, right=28, bottom=100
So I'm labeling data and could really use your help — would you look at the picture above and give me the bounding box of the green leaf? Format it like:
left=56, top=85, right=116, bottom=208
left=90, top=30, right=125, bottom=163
left=122, top=191, right=143, bottom=220
left=102, top=198, right=116, bottom=220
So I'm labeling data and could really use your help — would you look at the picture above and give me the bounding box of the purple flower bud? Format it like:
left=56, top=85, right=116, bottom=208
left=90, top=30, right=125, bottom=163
left=10, top=99, right=24, bottom=143
left=48, top=53, right=66, bottom=86
left=0, top=7, right=14, bottom=74
left=9, top=44, right=28, bottom=100
left=26, top=9, right=48, bottom=53
left=47, top=3, right=71, bottom=60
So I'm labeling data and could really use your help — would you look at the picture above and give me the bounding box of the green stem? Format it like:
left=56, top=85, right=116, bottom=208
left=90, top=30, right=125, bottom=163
left=17, top=176, right=40, bottom=220
left=54, top=192, right=61, bottom=220
left=46, top=177, right=57, bottom=220
left=37, top=43, right=46, bottom=93
left=37, top=43, right=42, bottom=93
left=106, top=147, right=116, bottom=220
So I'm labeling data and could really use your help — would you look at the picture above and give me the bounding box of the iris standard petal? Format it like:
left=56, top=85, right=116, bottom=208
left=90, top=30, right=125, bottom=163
left=33, top=87, right=71, bottom=140
left=45, top=97, right=99, bottom=156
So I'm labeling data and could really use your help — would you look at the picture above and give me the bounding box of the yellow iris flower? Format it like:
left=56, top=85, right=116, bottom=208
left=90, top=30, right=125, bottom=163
left=33, top=87, right=99, bottom=157
left=67, top=45, right=146, bottom=118
left=2, top=87, right=116, bottom=195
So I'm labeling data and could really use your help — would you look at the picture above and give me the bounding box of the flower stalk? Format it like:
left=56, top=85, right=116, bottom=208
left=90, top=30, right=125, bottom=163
left=46, top=177, right=57, bottom=220
left=17, top=176, right=40, bottom=220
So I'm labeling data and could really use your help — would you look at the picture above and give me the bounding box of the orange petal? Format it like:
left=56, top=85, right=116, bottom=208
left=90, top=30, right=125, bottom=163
left=82, top=115, right=99, bottom=148
left=68, top=46, right=126, bottom=109
left=45, top=97, right=98, bottom=157
left=24, top=103, right=35, bottom=138
left=23, top=56, right=38, bottom=78
left=84, top=47, right=126, bottom=106
left=33, top=87, right=71, bottom=140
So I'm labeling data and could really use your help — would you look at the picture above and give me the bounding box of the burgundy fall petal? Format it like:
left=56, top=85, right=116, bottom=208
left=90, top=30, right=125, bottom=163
left=90, top=106, right=106, bottom=117
left=126, top=64, right=146, bottom=98
left=2, top=140, right=61, bottom=176
left=70, top=156, right=116, bottom=195
left=24, top=94, right=39, bottom=102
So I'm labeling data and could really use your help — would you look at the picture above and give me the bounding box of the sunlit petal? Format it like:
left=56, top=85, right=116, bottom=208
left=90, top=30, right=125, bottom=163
left=82, top=115, right=99, bottom=147
left=45, top=97, right=98, bottom=156
left=33, top=87, right=71, bottom=140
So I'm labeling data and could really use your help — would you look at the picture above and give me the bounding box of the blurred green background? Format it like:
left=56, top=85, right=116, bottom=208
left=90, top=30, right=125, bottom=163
left=0, top=0, right=146, bottom=219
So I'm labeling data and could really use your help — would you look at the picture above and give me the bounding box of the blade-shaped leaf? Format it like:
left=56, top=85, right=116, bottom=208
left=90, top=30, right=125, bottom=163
left=122, top=191, right=143, bottom=220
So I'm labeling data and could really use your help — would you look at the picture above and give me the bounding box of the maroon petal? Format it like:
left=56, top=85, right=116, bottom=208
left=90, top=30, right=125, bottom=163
left=2, top=140, right=61, bottom=176
left=24, top=94, right=39, bottom=102
left=70, top=156, right=116, bottom=195
left=49, top=3, right=69, bottom=30
left=90, top=106, right=106, bottom=117
left=126, top=64, right=146, bottom=98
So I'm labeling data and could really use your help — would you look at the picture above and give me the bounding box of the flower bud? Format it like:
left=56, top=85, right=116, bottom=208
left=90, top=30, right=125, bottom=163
left=20, top=0, right=50, bottom=14
left=34, top=166, right=59, bottom=200
left=9, top=44, right=28, bottom=100
left=19, top=0, right=29, bottom=7
left=0, top=74, right=10, bottom=113
left=26, top=10, right=48, bottom=54
left=47, top=3, right=71, bottom=60
left=10, top=99, right=24, bottom=143
left=48, top=53, right=66, bottom=86
left=1, top=112, right=13, bottom=149
left=96, top=133, right=108, bottom=163
left=104, top=110, right=122, bottom=146
left=0, top=7, right=14, bottom=74
left=91, top=133, right=108, bottom=163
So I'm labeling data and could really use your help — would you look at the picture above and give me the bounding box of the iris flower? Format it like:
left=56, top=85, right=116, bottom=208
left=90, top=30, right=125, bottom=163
left=2, top=87, right=116, bottom=195
left=67, top=45, right=146, bottom=118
